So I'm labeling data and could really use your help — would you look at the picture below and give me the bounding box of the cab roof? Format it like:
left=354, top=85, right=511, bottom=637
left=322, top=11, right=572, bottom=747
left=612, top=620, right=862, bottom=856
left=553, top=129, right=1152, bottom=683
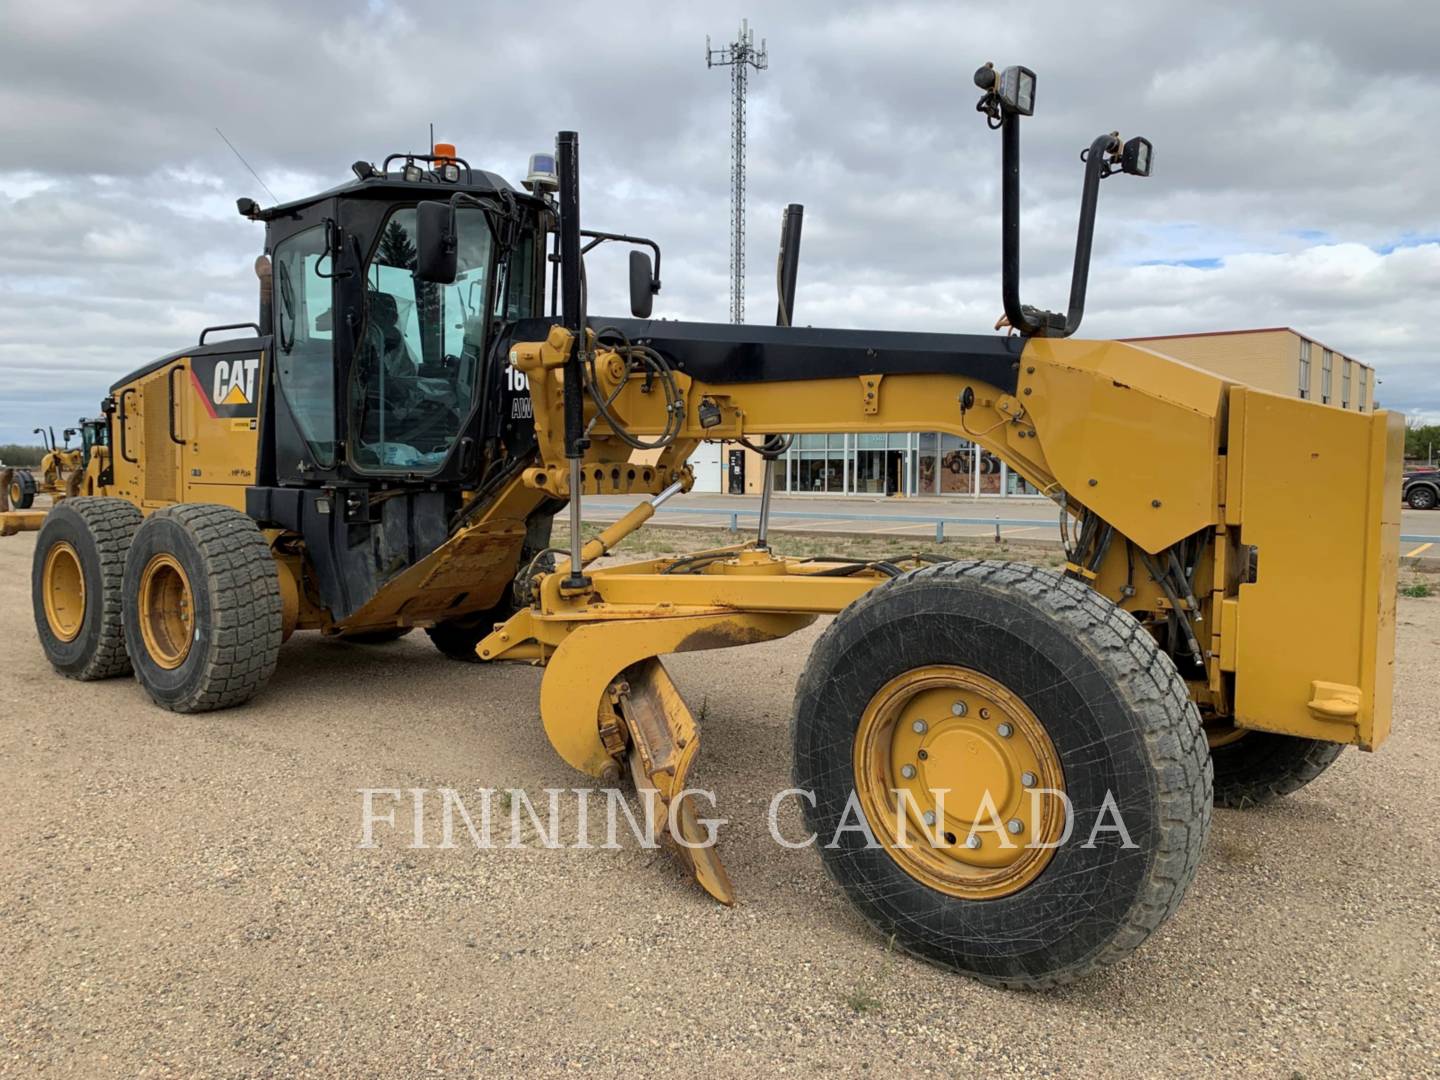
left=252, top=166, right=547, bottom=220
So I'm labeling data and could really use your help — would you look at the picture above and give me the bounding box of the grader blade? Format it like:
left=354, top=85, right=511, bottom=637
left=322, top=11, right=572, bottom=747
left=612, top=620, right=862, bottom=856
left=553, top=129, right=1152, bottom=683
left=1, top=511, right=46, bottom=536
left=616, top=657, right=735, bottom=906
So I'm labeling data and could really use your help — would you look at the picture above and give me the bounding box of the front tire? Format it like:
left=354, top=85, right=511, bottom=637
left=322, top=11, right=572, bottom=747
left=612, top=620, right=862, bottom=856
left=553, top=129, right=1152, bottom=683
left=122, top=504, right=282, bottom=713
left=426, top=509, right=555, bottom=662
left=426, top=606, right=509, bottom=663
left=31, top=497, right=142, bottom=679
left=1210, top=731, right=1343, bottom=808
left=10, top=470, right=37, bottom=509
left=792, top=561, right=1212, bottom=988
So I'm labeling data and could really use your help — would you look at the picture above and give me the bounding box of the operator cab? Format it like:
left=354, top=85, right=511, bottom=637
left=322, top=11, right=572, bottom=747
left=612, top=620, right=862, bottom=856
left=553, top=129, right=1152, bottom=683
left=240, top=148, right=548, bottom=490
left=78, top=417, right=108, bottom=468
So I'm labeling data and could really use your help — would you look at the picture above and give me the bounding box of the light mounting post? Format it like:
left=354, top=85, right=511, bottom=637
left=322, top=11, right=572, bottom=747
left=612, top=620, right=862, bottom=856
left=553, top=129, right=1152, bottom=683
left=974, top=62, right=1153, bottom=339
left=556, top=130, right=590, bottom=591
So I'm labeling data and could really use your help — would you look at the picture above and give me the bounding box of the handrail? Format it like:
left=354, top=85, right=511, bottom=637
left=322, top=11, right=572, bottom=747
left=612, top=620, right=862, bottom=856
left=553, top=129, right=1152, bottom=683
left=117, top=388, right=138, bottom=463
left=199, top=322, right=262, bottom=346
left=167, top=366, right=186, bottom=445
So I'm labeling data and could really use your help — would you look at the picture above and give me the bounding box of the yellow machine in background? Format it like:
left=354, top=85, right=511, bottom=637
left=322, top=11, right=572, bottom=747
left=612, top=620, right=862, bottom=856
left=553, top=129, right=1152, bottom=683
left=9, top=65, right=1402, bottom=989
left=1, top=418, right=110, bottom=532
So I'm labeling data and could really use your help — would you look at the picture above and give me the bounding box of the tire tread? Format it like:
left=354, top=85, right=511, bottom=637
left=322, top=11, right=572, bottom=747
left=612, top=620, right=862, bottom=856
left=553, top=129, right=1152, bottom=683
left=792, top=559, right=1213, bottom=989
left=39, top=497, right=142, bottom=680
left=128, top=504, right=282, bottom=712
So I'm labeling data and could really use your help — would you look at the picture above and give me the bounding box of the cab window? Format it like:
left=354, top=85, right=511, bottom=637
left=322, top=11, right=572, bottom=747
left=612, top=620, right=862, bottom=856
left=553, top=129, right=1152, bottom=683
left=348, top=206, right=495, bottom=472
left=272, top=226, right=337, bottom=465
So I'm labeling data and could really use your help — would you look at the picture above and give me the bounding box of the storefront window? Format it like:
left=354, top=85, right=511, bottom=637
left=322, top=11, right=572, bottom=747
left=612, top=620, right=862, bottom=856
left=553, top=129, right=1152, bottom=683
left=795, top=451, right=844, bottom=492
left=1005, top=467, right=1039, bottom=496
left=764, top=430, right=1044, bottom=498
left=771, top=456, right=790, bottom=493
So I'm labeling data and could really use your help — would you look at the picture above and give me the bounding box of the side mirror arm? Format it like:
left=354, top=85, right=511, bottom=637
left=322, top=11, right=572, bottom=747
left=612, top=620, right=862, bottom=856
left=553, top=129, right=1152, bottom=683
left=579, top=229, right=663, bottom=293
left=1061, top=133, right=1123, bottom=337
left=983, top=62, right=1150, bottom=339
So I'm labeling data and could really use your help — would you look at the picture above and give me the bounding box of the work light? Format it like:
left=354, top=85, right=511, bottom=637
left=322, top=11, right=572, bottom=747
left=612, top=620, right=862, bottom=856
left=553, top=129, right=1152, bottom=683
left=1121, top=136, right=1153, bottom=177
left=439, top=162, right=461, bottom=183
left=402, top=162, right=424, bottom=183
left=525, top=152, right=559, bottom=193
left=999, top=66, right=1036, bottom=116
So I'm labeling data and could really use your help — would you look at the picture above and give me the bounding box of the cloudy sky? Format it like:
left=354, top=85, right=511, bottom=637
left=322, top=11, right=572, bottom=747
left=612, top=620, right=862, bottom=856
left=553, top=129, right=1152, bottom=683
left=1, top=0, right=1436, bottom=444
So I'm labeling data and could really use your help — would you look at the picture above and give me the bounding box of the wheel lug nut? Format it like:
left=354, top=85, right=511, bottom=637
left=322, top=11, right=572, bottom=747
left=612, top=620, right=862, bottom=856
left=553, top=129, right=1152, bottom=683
left=1007, top=819, right=1024, bottom=835
left=951, top=701, right=967, bottom=717
left=1021, top=771, right=1037, bottom=787
left=912, top=719, right=928, bottom=734
left=996, top=722, right=1014, bottom=738
left=965, top=834, right=981, bottom=850
left=923, top=811, right=936, bottom=826
left=901, top=764, right=916, bottom=779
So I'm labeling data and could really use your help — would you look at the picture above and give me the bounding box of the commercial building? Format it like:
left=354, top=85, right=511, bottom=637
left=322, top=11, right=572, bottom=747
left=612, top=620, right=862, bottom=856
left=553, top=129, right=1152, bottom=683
left=1122, top=327, right=1375, bottom=411
left=693, top=327, right=1375, bottom=496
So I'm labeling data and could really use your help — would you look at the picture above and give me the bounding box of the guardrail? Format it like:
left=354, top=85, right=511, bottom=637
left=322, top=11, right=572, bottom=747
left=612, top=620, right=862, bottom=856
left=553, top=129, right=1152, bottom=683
left=583, top=499, right=1440, bottom=548
left=584, top=500, right=1055, bottom=542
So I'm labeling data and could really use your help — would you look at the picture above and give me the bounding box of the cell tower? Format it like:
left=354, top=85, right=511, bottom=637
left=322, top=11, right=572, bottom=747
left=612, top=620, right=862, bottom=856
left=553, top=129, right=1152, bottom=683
left=707, top=20, right=768, bottom=324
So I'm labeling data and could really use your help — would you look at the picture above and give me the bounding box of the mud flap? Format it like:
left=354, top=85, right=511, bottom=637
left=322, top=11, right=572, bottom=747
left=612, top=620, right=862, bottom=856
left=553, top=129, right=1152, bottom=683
left=615, top=657, right=736, bottom=905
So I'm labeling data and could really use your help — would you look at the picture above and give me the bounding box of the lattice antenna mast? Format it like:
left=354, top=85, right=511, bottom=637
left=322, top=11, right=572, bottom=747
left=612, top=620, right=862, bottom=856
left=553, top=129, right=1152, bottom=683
left=707, top=20, right=768, bottom=324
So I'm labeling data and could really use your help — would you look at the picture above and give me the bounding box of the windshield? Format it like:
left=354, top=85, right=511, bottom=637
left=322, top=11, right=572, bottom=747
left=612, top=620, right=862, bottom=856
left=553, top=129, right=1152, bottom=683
left=82, top=422, right=107, bottom=454
left=349, top=205, right=495, bottom=473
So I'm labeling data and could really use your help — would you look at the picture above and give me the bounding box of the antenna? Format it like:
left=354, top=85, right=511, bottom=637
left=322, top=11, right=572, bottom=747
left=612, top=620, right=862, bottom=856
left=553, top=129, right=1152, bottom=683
left=214, top=127, right=278, bottom=203
left=707, top=19, right=768, bottom=324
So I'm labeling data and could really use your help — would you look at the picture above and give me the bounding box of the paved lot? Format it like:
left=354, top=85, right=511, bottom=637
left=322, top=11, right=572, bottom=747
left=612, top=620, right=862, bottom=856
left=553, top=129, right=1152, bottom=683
left=2, top=528, right=1438, bottom=1077
left=583, top=492, right=1440, bottom=558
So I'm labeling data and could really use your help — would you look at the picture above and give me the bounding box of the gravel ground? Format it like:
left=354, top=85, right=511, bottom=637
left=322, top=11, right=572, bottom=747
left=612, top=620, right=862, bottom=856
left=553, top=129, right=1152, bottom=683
left=2, top=528, right=1437, bottom=1078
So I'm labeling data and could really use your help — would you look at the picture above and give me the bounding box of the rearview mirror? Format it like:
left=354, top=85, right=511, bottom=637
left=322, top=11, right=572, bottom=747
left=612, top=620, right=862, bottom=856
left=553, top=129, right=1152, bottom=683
left=629, top=250, right=657, bottom=318
left=415, top=201, right=458, bottom=284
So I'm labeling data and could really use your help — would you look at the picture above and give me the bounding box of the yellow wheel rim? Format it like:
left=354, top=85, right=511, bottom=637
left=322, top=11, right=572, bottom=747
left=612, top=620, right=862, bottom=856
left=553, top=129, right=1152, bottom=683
left=42, top=541, right=86, bottom=642
left=138, top=553, right=195, bottom=669
left=9, top=481, right=21, bottom=505
left=853, top=665, right=1066, bottom=900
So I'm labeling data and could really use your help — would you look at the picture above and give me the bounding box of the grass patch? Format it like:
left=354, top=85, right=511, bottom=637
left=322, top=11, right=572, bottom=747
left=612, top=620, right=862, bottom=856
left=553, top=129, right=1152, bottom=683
left=583, top=521, right=1062, bottom=569
left=844, top=934, right=898, bottom=1016
left=1401, top=580, right=1432, bottom=598
left=845, top=985, right=883, bottom=1016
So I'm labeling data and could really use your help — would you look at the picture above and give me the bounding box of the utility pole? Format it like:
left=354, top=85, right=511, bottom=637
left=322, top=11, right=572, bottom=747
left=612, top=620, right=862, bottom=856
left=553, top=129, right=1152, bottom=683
left=707, top=20, right=767, bottom=324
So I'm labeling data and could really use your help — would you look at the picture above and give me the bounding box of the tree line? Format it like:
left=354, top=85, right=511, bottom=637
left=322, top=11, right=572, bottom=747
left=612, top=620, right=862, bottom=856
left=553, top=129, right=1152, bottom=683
left=0, top=444, right=45, bottom=467
left=1407, top=423, right=1440, bottom=465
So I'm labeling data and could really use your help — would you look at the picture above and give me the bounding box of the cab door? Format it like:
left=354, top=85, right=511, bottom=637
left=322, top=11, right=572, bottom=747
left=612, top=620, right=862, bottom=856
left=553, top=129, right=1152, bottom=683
left=269, top=220, right=341, bottom=485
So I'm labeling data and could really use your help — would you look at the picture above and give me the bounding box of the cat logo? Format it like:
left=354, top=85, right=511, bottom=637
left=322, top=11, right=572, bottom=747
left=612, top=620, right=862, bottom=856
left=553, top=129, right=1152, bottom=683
left=213, top=357, right=260, bottom=407
left=191, top=354, right=262, bottom=420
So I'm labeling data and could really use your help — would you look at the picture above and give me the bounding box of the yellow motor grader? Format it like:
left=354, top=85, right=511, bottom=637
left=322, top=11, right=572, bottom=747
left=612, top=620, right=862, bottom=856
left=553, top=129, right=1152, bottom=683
left=2, top=419, right=109, bottom=514
left=11, top=65, right=1401, bottom=988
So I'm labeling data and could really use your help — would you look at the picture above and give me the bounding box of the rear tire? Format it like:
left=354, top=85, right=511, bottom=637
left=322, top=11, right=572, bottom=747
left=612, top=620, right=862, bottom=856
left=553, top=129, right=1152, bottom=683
left=31, top=497, right=142, bottom=679
left=792, top=560, right=1212, bottom=988
left=122, top=504, right=282, bottom=713
left=1210, top=732, right=1344, bottom=808
left=10, top=470, right=37, bottom=509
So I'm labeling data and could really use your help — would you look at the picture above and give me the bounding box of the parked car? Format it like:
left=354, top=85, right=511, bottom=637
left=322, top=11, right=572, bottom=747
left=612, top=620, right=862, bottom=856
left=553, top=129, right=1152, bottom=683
left=1403, top=468, right=1440, bottom=510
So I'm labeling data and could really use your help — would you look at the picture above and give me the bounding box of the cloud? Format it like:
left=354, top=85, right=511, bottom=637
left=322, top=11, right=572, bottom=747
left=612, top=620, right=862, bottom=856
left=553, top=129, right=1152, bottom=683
left=1, top=0, right=1437, bottom=441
